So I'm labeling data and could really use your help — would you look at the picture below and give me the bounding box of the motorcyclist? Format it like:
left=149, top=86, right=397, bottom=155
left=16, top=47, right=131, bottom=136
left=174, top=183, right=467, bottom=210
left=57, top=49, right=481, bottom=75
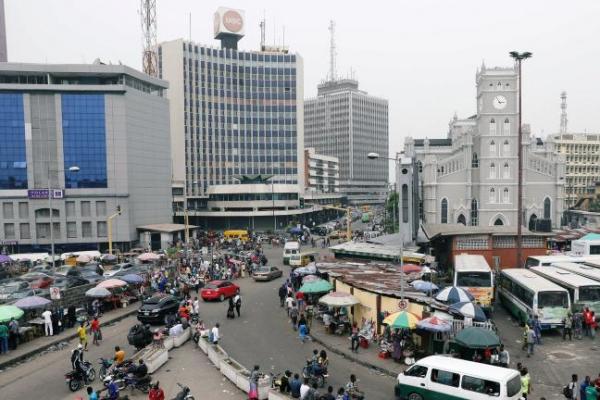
left=129, top=359, right=148, bottom=379
left=149, top=381, right=165, bottom=400
left=71, top=344, right=87, bottom=378
left=309, top=349, right=319, bottom=375
left=99, top=376, right=120, bottom=400
left=345, top=374, right=365, bottom=400
left=318, top=350, right=329, bottom=376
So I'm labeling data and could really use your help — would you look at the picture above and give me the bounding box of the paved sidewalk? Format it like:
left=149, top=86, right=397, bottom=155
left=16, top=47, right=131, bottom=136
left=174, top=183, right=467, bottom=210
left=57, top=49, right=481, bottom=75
left=0, top=305, right=137, bottom=370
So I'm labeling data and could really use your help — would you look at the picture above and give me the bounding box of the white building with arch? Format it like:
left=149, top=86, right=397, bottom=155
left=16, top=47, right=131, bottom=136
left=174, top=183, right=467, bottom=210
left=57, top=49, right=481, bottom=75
left=405, top=63, right=565, bottom=230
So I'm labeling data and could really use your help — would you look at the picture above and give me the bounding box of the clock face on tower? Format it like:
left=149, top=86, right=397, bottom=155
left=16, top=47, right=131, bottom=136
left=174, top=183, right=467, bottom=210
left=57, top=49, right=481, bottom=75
left=493, top=95, right=507, bottom=110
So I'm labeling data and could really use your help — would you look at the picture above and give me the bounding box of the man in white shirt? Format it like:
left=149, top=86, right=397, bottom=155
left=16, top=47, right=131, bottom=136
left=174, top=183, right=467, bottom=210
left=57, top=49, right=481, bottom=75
left=41, top=309, right=53, bottom=336
left=193, top=297, right=200, bottom=316
left=211, top=323, right=220, bottom=344
left=299, top=378, right=311, bottom=399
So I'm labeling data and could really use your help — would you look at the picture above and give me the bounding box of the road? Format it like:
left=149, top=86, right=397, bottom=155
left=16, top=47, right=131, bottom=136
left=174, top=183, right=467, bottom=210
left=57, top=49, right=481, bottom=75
left=199, top=244, right=397, bottom=399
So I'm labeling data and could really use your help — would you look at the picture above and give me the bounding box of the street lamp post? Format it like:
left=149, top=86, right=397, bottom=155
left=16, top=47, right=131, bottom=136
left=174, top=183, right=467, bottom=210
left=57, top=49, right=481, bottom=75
left=368, top=152, right=405, bottom=300
left=48, top=165, right=79, bottom=270
left=509, top=51, right=532, bottom=269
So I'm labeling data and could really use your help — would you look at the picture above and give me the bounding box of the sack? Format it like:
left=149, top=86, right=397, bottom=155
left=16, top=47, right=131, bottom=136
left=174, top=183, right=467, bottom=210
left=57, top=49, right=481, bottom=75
left=563, top=384, right=573, bottom=398
left=208, top=331, right=214, bottom=343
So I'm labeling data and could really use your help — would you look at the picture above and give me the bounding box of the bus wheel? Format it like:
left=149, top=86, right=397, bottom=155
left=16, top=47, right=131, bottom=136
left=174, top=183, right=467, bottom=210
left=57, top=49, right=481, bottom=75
left=408, top=393, right=423, bottom=400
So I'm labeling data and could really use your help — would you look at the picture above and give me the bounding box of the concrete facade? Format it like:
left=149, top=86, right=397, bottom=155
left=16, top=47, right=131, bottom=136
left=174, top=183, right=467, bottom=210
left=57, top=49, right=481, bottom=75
left=405, top=64, right=566, bottom=230
left=0, top=63, right=172, bottom=252
left=305, top=79, right=389, bottom=205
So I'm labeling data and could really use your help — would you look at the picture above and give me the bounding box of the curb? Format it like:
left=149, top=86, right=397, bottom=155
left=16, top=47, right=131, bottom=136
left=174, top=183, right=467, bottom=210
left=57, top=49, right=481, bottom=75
left=0, top=308, right=138, bottom=370
left=310, top=333, right=397, bottom=378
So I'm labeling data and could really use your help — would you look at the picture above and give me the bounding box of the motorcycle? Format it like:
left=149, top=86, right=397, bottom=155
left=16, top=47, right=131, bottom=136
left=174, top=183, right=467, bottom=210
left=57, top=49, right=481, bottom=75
left=65, top=361, right=96, bottom=392
left=98, top=357, right=113, bottom=380
left=270, top=372, right=283, bottom=390
left=301, top=360, right=326, bottom=388
left=171, top=382, right=195, bottom=400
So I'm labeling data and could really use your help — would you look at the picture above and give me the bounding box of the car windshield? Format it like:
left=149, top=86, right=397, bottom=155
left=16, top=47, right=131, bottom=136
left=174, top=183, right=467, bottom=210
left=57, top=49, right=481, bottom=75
left=579, top=286, right=600, bottom=302
left=507, top=375, right=522, bottom=397
left=81, top=271, right=97, bottom=276
left=144, top=297, right=161, bottom=304
left=256, top=267, right=269, bottom=273
left=456, top=272, right=491, bottom=287
left=204, top=284, right=218, bottom=289
left=538, top=291, right=569, bottom=308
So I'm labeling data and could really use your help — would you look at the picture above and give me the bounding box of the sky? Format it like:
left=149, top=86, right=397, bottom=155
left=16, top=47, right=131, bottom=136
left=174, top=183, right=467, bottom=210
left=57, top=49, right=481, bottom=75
left=5, top=0, right=600, bottom=160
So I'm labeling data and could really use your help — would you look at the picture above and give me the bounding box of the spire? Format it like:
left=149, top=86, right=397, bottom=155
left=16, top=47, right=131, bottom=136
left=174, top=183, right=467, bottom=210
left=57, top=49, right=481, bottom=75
left=560, top=91, right=568, bottom=134
left=480, top=59, right=486, bottom=72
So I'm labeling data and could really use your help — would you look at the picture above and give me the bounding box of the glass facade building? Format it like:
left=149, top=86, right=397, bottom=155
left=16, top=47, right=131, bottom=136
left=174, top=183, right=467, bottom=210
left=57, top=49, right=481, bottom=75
left=0, top=93, right=27, bottom=189
left=62, top=94, right=107, bottom=188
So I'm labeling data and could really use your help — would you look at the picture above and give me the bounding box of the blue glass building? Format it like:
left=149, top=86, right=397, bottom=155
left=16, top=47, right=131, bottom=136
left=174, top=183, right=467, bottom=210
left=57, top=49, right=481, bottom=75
left=0, top=93, right=27, bottom=189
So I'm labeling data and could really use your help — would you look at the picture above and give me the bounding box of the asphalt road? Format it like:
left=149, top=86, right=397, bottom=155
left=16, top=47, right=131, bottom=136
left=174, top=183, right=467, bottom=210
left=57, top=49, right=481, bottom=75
left=198, top=244, right=397, bottom=399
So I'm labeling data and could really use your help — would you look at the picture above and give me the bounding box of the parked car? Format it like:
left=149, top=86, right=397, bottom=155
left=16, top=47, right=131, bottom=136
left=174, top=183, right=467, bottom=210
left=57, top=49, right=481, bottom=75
left=79, top=270, right=104, bottom=284
left=252, top=266, right=283, bottom=282
left=6, top=288, right=36, bottom=301
left=104, top=263, right=135, bottom=277
left=310, top=226, right=329, bottom=237
left=0, top=280, right=30, bottom=300
left=21, top=272, right=54, bottom=289
left=52, top=276, right=90, bottom=290
left=54, top=266, right=73, bottom=276
left=200, top=280, right=240, bottom=302
left=137, top=295, right=179, bottom=324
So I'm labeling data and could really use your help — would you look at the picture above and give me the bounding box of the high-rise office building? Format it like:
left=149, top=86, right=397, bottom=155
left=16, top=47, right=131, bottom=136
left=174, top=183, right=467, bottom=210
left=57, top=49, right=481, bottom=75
left=159, top=8, right=309, bottom=230
left=0, top=62, right=172, bottom=252
left=304, top=79, right=389, bottom=204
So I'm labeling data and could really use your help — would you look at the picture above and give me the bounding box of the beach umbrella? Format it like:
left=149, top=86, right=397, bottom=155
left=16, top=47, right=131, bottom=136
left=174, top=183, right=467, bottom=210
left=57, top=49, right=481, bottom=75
left=302, top=274, right=320, bottom=283
left=0, top=254, right=11, bottom=263
left=318, top=292, right=360, bottom=307
left=13, top=295, right=51, bottom=310
left=76, top=254, right=92, bottom=263
left=412, top=281, right=438, bottom=293
left=0, top=305, right=24, bottom=323
left=298, top=279, right=333, bottom=294
left=96, top=278, right=127, bottom=289
left=121, top=274, right=144, bottom=284
left=416, top=316, right=452, bottom=333
left=435, top=286, right=474, bottom=304
left=86, top=287, right=111, bottom=298
left=454, top=327, right=500, bottom=349
left=383, top=311, right=421, bottom=329
left=138, top=252, right=160, bottom=261
left=449, top=301, right=487, bottom=322
left=401, top=264, right=422, bottom=274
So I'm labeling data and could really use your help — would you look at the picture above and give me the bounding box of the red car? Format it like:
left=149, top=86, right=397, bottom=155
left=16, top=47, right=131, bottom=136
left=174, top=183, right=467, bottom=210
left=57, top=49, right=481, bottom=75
left=200, top=280, right=239, bottom=302
left=21, top=272, right=55, bottom=289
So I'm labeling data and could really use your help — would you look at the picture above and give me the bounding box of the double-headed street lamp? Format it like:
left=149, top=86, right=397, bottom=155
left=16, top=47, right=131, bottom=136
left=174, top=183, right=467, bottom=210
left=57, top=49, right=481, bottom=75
left=367, top=152, right=406, bottom=301
left=49, top=165, right=80, bottom=269
left=509, top=51, right=532, bottom=269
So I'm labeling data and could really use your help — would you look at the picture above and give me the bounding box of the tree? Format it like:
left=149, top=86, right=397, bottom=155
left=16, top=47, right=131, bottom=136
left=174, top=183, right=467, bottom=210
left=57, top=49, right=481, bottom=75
left=385, top=191, right=399, bottom=233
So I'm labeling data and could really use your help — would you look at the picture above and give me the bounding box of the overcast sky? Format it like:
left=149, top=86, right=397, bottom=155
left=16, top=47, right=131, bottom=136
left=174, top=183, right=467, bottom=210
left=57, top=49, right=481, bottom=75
left=6, top=0, right=600, bottom=158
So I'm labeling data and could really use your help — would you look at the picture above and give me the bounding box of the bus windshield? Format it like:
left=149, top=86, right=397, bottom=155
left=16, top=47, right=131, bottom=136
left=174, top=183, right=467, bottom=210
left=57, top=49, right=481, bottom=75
left=579, top=286, right=600, bottom=302
left=538, top=291, right=569, bottom=308
left=456, top=272, right=491, bottom=287
left=525, top=257, right=540, bottom=268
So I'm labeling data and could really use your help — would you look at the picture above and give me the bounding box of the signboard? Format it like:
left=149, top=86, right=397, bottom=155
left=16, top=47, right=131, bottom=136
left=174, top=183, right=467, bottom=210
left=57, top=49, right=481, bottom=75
left=398, top=299, right=408, bottom=310
left=27, top=189, right=64, bottom=199
left=49, top=286, right=61, bottom=300
left=213, top=7, right=245, bottom=38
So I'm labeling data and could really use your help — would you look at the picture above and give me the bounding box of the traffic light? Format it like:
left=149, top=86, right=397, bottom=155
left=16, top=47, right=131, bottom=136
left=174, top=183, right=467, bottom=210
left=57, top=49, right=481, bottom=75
left=299, top=198, right=304, bottom=209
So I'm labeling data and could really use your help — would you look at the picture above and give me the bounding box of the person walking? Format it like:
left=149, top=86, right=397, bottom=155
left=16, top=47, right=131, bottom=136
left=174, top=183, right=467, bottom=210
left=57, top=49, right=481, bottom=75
left=211, top=323, right=220, bottom=344
left=526, top=326, right=535, bottom=357
left=249, top=365, right=260, bottom=400
left=563, top=374, right=577, bottom=400
left=583, top=307, right=592, bottom=337
left=498, top=344, right=510, bottom=368
left=290, top=304, right=299, bottom=331
left=279, top=284, right=287, bottom=307
left=520, top=368, right=532, bottom=398
left=227, top=297, right=235, bottom=319
left=350, top=322, right=360, bottom=353
left=574, top=309, right=584, bottom=340
left=42, top=308, right=53, bottom=336
left=8, top=317, right=19, bottom=350
left=531, top=315, right=542, bottom=345
left=90, top=317, right=101, bottom=346
left=589, top=311, right=598, bottom=339
left=580, top=375, right=591, bottom=400
left=77, top=322, right=88, bottom=351
left=563, top=312, right=574, bottom=341
left=0, top=323, right=9, bottom=354
left=234, top=293, right=241, bottom=317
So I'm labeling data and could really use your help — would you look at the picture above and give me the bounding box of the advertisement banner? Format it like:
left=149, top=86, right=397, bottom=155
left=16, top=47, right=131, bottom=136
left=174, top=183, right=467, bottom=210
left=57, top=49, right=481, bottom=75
left=27, top=189, right=64, bottom=199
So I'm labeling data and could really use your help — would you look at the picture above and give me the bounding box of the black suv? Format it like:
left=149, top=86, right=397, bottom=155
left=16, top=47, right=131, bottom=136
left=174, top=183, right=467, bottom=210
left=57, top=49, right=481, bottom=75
left=137, top=295, right=179, bottom=324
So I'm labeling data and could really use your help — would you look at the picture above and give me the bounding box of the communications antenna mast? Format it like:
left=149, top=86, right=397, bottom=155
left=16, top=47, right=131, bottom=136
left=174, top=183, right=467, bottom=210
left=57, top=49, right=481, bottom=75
left=560, top=91, right=568, bottom=134
left=260, top=16, right=266, bottom=51
left=140, top=0, right=158, bottom=77
left=328, top=20, right=337, bottom=82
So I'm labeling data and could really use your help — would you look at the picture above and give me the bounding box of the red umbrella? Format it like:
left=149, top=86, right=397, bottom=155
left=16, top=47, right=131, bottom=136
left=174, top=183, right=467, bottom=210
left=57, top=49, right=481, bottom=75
left=401, top=264, right=422, bottom=273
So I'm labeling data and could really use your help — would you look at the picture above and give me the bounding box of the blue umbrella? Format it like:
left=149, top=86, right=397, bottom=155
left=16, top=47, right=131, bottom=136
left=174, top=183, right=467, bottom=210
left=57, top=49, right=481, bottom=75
left=449, top=301, right=487, bottom=322
left=412, top=281, right=438, bottom=293
left=121, top=274, right=144, bottom=284
left=435, top=286, right=474, bottom=304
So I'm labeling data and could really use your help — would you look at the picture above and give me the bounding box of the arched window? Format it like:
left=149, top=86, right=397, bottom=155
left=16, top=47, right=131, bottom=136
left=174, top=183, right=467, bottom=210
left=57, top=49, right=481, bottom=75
left=504, top=118, right=510, bottom=135
left=494, top=218, right=504, bottom=226
left=418, top=161, right=423, bottom=173
left=489, top=188, right=496, bottom=203
left=470, top=199, right=479, bottom=226
left=471, top=153, right=479, bottom=168
left=490, top=140, right=496, bottom=155
left=503, top=188, right=509, bottom=203
left=489, top=119, right=497, bottom=135
left=544, top=197, right=551, bottom=219
left=497, top=82, right=502, bottom=90
left=503, top=140, right=510, bottom=155
left=529, top=214, right=538, bottom=231
left=503, top=163, right=510, bottom=178
left=441, top=198, right=448, bottom=224
left=489, top=163, right=496, bottom=179
left=457, top=214, right=466, bottom=225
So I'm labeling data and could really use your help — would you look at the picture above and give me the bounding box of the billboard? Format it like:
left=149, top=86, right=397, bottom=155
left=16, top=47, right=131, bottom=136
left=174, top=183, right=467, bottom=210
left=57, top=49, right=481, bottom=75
left=213, top=7, right=245, bottom=38
left=27, top=189, right=64, bottom=199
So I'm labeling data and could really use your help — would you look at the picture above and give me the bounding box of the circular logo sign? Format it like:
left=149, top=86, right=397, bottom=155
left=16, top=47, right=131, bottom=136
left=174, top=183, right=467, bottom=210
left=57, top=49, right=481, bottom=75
left=398, top=300, right=408, bottom=310
left=222, top=10, right=243, bottom=33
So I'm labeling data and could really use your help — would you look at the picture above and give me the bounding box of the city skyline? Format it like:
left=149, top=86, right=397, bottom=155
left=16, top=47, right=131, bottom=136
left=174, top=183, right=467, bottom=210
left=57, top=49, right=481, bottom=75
left=6, top=0, right=600, bottom=159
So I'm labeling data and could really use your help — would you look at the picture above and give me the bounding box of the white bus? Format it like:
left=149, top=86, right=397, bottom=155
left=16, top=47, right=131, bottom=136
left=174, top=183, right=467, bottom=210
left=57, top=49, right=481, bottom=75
left=530, top=266, right=600, bottom=313
left=524, top=254, right=600, bottom=268
left=553, top=261, right=600, bottom=282
left=282, top=241, right=300, bottom=265
left=498, top=268, right=570, bottom=329
left=453, top=254, right=494, bottom=311
left=395, top=355, right=522, bottom=400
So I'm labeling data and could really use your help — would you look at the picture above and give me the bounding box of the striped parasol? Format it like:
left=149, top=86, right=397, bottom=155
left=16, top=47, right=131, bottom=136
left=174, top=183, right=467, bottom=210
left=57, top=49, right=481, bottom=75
left=435, top=286, right=474, bottom=304
left=383, top=310, right=421, bottom=329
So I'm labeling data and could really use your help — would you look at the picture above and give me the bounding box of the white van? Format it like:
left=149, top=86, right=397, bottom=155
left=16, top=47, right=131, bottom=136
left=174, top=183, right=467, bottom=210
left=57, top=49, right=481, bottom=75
left=395, top=355, right=522, bottom=400
left=283, top=241, right=300, bottom=265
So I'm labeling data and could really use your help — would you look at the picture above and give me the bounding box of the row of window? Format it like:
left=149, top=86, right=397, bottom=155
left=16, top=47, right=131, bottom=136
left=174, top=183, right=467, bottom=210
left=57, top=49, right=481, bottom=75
left=208, top=193, right=299, bottom=202
left=2, top=221, right=106, bottom=240
left=1, top=201, right=108, bottom=220
left=405, top=365, right=506, bottom=396
left=488, top=119, right=511, bottom=135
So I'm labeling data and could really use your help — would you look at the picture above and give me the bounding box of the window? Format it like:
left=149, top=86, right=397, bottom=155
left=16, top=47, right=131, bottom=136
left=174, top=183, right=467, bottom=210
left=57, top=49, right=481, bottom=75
left=4, top=223, right=15, bottom=239
left=489, top=140, right=496, bottom=155
left=17, top=202, right=28, bottom=219
left=456, top=236, right=489, bottom=250
left=81, top=201, right=91, bottom=217
left=503, top=140, right=510, bottom=155
left=494, top=218, right=504, bottom=226
left=401, top=184, right=408, bottom=223
left=96, top=201, right=107, bottom=217
left=489, top=119, right=496, bottom=135
left=456, top=272, right=491, bottom=287
left=418, top=161, right=423, bottom=173
left=457, top=214, right=466, bottom=225
left=507, top=376, right=522, bottom=397
left=471, top=153, right=479, bottom=168
left=493, top=236, right=515, bottom=248
left=503, top=188, right=509, bottom=203
left=544, top=197, right=551, bottom=219
left=82, top=222, right=92, bottom=238
left=431, top=369, right=459, bottom=387
left=19, top=223, right=30, bottom=239
left=404, top=365, right=428, bottom=378
left=538, top=291, right=569, bottom=308
left=97, top=221, right=107, bottom=237
left=504, top=118, right=510, bottom=135
left=0, top=94, right=28, bottom=189
left=462, top=375, right=500, bottom=397
left=67, top=222, right=77, bottom=238
left=470, top=199, right=479, bottom=226
left=489, top=188, right=496, bottom=203
left=489, top=163, right=496, bottom=179
left=66, top=201, right=76, bottom=218
left=441, top=198, right=449, bottom=224
left=503, top=163, right=510, bottom=179
left=36, top=223, right=50, bottom=239
left=2, top=202, right=13, bottom=219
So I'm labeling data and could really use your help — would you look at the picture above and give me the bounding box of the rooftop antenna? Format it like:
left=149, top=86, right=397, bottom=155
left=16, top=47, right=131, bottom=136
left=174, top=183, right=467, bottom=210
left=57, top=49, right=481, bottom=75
left=260, top=14, right=266, bottom=50
left=328, top=20, right=337, bottom=82
left=282, top=26, right=285, bottom=49
left=189, top=12, right=192, bottom=43
left=140, top=0, right=158, bottom=76
left=560, top=91, right=568, bottom=134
